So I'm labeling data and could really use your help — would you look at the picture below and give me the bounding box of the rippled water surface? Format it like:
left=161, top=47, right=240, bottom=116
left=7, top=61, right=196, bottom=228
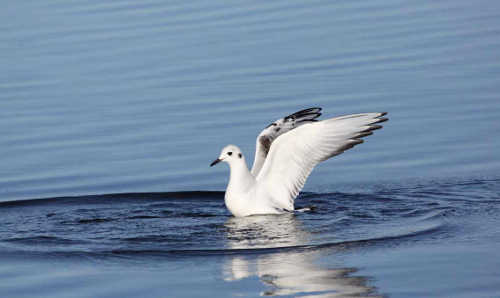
left=1, top=0, right=500, bottom=297
left=1, top=179, right=499, bottom=297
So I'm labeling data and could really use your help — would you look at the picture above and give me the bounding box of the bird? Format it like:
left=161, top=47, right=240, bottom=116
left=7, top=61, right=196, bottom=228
left=210, top=107, right=388, bottom=217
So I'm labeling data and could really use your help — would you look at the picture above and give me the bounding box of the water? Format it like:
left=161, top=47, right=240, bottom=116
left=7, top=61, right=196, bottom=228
left=1, top=180, right=499, bottom=297
left=1, top=0, right=500, bottom=297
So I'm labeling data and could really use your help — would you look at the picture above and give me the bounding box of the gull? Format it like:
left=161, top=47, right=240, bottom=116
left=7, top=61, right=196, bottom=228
left=210, top=108, right=388, bottom=217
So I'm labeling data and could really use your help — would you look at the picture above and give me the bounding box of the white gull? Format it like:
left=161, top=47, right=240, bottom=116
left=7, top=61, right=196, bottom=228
left=210, top=108, right=388, bottom=217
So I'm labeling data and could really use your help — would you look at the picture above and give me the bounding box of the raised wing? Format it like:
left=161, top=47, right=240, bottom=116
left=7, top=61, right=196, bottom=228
left=256, top=112, right=388, bottom=211
left=251, top=107, right=322, bottom=176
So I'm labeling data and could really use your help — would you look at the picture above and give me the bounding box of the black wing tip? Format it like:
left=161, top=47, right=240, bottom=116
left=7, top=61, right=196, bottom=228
left=375, top=112, right=388, bottom=124
left=297, top=107, right=322, bottom=113
left=336, top=112, right=389, bottom=152
left=293, top=107, right=322, bottom=115
left=337, top=139, right=363, bottom=152
left=288, top=107, right=322, bottom=121
left=354, top=131, right=373, bottom=138
left=353, top=113, right=388, bottom=140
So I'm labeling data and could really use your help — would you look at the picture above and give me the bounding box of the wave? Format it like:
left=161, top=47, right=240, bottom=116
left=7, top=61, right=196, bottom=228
left=0, top=191, right=225, bottom=208
left=3, top=235, right=87, bottom=245
left=0, top=178, right=497, bottom=259
left=1, top=176, right=498, bottom=208
left=0, top=221, right=443, bottom=259
left=114, top=221, right=444, bottom=256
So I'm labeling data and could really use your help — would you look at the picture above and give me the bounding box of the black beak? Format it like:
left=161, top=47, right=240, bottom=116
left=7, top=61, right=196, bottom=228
left=210, top=158, right=221, bottom=167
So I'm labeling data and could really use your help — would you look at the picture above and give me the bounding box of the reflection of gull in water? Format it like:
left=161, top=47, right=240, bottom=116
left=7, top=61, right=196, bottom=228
left=224, top=214, right=310, bottom=249
left=223, top=215, right=380, bottom=297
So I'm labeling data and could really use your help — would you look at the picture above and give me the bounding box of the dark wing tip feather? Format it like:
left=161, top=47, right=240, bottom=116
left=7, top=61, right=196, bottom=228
left=350, top=113, right=388, bottom=144
left=285, top=107, right=322, bottom=122
left=356, top=123, right=384, bottom=138
left=295, top=107, right=322, bottom=115
left=328, top=112, right=388, bottom=159
left=354, top=131, right=373, bottom=138
left=337, top=139, right=363, bottom=153
left=291, top=107, right=322, bottom=117
left=369, top=124, right=383, bottom=130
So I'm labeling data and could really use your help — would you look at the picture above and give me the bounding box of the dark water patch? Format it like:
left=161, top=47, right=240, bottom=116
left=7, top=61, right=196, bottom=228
left=380, top=207, right=415, bottom=215
left=78, top=218, right=116, bottom=224
left=0, top=191, right=224, bottom=208
left=176, top=212, right=219, bottom=218
left=3, top=236, right=86, bottom=246
left=0, top=178, right=498, bottom=259
left=121, top=234, right=192, bottom=244
left=400, top=207, right=454, bottom=220
left=127, top=215, right=163, bottom=220
left=0, top=221, right=444, bottom=260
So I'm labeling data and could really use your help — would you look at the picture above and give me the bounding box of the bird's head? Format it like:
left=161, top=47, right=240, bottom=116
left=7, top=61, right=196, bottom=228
left=210, top=144, right=245, bottom=167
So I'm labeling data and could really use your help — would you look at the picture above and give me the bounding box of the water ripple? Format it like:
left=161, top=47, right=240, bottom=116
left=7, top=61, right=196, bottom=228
left=0, top=179, right=498, bottom=257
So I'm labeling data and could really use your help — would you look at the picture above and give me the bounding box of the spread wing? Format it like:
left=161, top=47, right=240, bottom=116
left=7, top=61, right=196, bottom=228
left=251, top=107, right=322, bottom=176
left=255, top=112, right=388, bottom=211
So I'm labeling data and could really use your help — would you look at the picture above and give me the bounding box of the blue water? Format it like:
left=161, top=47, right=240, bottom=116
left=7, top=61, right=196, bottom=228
left=1, top=0, right=500, bottom=297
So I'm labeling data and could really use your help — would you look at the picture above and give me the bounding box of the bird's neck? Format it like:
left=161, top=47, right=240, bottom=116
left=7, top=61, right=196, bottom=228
left=228, top=161, right=255, bottom=193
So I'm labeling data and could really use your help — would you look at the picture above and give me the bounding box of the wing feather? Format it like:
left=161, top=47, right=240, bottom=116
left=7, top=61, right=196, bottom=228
left=251, top=107, right=322, bottom=176
left=256, top=112, right=388, bottom=210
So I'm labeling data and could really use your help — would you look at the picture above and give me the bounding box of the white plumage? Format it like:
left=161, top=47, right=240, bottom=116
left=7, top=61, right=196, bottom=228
left=210, top=108, right=388, bottom=217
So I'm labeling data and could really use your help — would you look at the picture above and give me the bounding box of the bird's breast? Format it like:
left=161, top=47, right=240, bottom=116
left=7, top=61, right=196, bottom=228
left=224, top=191, right=252, bottom=217
left=224, top=188, right=284, bottom=217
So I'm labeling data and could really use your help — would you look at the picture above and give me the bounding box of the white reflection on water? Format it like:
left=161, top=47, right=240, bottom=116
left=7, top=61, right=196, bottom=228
left=223, top=215, right=380, bottom=297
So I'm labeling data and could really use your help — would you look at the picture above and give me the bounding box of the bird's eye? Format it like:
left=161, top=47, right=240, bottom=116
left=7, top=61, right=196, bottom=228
left=238, top=153, right=242, bottom=158
left=227, top=152, right=232, bottom=156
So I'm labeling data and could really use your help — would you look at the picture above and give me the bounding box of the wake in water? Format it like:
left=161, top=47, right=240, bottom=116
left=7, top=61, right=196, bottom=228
left=1, top=177, right=497, bottom=258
